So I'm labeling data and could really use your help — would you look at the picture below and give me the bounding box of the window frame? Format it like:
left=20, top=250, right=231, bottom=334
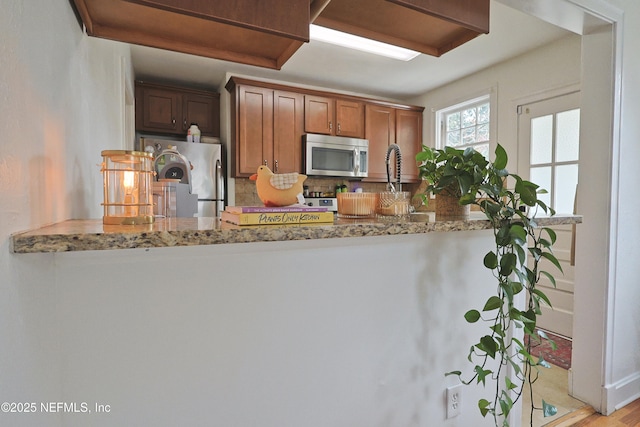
left=433, top=88, right=497, bottom=159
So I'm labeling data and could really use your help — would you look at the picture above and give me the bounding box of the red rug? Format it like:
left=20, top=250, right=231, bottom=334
left=526, top=329, right=572, bottom=370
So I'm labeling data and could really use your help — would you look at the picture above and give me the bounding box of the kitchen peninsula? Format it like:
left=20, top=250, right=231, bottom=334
left=11, top=214, right=581, bottom=253
left=8, top=213, right=581, bottom=426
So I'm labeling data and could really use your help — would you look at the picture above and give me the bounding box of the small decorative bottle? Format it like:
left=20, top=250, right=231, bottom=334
left=188, top=123, right=201, bottom=143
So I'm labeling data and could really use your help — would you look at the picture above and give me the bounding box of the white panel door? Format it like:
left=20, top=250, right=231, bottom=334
left=518, top=91, right=580, bottom=338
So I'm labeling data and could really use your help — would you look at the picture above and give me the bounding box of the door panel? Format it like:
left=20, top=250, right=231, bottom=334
left=518, top=92, right=580, bottom=338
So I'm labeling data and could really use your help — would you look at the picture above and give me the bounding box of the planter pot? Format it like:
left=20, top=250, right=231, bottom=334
left=435, top=191, right=470, bottom=219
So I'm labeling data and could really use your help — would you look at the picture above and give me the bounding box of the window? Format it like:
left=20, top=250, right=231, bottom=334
left=436, top=94, right=493, bottom=158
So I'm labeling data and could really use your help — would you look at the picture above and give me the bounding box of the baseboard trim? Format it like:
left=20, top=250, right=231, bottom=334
left=603, top=371, right=640, bottom=415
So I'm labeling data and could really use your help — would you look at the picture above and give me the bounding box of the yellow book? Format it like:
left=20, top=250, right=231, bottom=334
left=221, top=210, right=334, bottom=226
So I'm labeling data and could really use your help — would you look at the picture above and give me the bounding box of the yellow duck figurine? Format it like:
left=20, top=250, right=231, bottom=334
left=250, top=165, right=307, bottom=207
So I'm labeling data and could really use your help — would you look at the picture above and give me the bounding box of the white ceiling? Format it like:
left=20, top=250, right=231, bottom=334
left=131, top=1, right=572, bottom=101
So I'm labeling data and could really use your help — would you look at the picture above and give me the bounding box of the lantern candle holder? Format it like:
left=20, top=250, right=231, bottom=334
left=101, top=150, right=155, bottom=225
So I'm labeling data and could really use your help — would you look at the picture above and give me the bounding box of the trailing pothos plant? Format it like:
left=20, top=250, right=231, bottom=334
left=416, top=144, right=563, bottom=427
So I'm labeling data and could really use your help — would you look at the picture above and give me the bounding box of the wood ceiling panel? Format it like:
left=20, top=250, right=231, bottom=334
left=315, top=0, right=489, bottom=57
left=72, top=0, right=309, bottom=69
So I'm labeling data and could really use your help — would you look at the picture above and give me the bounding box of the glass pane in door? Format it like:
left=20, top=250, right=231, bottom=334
left=556, top=109, right=580, bottom=162
left=555, top=164, right=578, bottom=214
left=531, top=115, right=553, bottom=164
left=530, top=166, right=552, bottom=208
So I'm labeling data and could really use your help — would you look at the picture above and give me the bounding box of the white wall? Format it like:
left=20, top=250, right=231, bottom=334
left=51, top=233, right=499, bottom=427
left=598, top=0, right=640, bottom=413
left=407, top=34, right=582, bottom=173
left=0, top=1, right=132, bottom=425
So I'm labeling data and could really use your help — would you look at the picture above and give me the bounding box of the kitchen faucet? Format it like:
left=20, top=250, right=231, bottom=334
left=385, top=143, right=402, bottom=193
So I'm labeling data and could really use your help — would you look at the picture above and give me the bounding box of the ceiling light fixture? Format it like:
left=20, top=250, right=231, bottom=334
left=309, top=24, right=420, bottom=61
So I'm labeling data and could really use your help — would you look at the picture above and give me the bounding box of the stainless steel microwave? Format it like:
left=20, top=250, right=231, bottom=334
left=303, top=134, right=369, bottom=178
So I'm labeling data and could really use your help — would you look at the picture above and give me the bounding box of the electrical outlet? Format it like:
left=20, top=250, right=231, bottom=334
left=446, top=384, right=463, bottom=418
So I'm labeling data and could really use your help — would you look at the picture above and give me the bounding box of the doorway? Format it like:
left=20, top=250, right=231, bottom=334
left=517, top=91, right=580, bottom=339
left=499, top=0, right=622, bottom=417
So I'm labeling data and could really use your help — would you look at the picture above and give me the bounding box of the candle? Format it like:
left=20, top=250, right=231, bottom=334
left=123, top=170, right=137, bottom=216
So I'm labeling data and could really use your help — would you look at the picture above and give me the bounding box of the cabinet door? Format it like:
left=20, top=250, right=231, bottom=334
left=395, top=109, right=423, bottom=182
left=237, top=86, right=274, bottom=176
left=336, top=100, right=364, bottom=138
left=364, top=104, right=396, bottom=182
left=140, top=86, right=181, bottom=133
left=305, top=95, right=334, bottom=135
left=273, top=90, right=304, bottom=174
left=183, top=93, right=220, bottom=136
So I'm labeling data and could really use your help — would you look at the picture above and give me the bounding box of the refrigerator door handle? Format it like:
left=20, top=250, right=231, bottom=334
left=216, top=159, right=224, bottom=216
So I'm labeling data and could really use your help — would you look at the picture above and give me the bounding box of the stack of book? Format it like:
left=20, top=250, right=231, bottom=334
left=221, top=205, right=334, bottom=226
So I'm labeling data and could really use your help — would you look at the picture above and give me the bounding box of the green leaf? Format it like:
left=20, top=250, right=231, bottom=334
left=445, top=370, right=462, bottom=377
left=475, top=365, right=493, bottom=385
left=532, top=288, right=553, bottom=308
left=464, top=309, right=481, bottom=323
left=499, top=398, right=511, bottom=418
left=515, top=244, right=527, bottom=266
left=499, top=253, right=517, bottom=276
left=542, top=400, right=558, bottom=418
left=483, top=296, right=503, bottom=311
left=478, top=399, right=491, bottom=417
left=541, top=252, right=564, bottom=273
left=509, top=224, right=527, bottom=245
left=505, top=377, right=518, bottom=390
left=479, top=335, right=498, bottom=359
left=494, top=144, right=508, bottom=170
left=542, top=227, right=557, bottom=244
left=484, top=251, right=498, bottom=269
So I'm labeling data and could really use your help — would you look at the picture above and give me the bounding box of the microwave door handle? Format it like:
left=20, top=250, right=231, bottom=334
left=354, top=149, right=360, bottom=174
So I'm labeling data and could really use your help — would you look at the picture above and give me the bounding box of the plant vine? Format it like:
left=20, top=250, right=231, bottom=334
left=417, top=145, right=563, bottom=426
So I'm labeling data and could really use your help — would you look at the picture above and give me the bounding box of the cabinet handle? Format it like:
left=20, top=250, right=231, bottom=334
left=183, top=119, right=187, bottom=130
left=274, top=160, right=278, bottom=172
left=264, top=160, right=268, bottom=166
left=172, top=118, right=176, bottom=126
left=337, top=122, right=341, bottom=134
left=329, top=121, right=332, bottom=132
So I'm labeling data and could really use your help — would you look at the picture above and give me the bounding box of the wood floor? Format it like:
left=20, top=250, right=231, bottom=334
left=547, top=398, right=640, bottom=426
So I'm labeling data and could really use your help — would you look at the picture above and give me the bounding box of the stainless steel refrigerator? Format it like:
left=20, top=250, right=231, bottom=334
left=141, top=137, right=225, bottom=217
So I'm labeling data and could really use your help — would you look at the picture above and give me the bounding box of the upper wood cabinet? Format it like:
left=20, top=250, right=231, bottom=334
left=395, top=109, right=423, bottom=182
left=336, top=100, right=365, bottom=138
left=305, top=96, right=364, bottom=138
left=71, top=0, right=310, bottom=70
left=305, top=96, right=333, bottom=135
left=227, top=79, right=304, bottom=177
left=226, top=76, right=423, bottom=180
left=365, top=104, right=396, bottom=182
left=273, top=91, right=305, bottom=174
left=135, top=81, right=220, bottom=137
left=364, top=105, right=423, bottom=183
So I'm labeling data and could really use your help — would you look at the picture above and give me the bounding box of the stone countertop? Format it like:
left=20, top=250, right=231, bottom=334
left=10, top=214, right=582, bottom=254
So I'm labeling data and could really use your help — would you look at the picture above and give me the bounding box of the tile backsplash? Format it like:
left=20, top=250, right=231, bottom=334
left=234, top=177, right=427, bottom=209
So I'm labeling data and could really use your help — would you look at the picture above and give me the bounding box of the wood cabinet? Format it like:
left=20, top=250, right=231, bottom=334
left=364, top=105, right=423, bottom=183
left=229, top=81, right=304, bottom=177
left=395, top=109, right=423, bottom=182
left=135, top=81, right=220, bottom=137
left=227, top=76, right=423, bottom=180
left=365, top=104, right=396, bottom=182
left=305, top=96, right=364, bottom=138
left=273, top=91, right=305, bottom=174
